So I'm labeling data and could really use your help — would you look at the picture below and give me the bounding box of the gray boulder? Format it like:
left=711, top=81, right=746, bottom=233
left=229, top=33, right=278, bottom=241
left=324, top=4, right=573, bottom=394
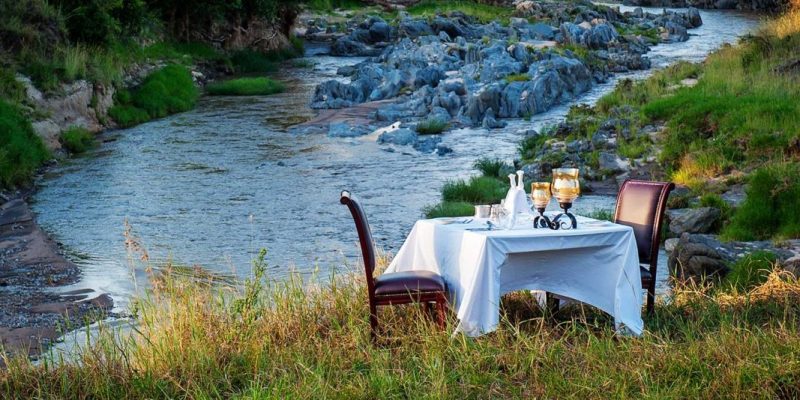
left=598, top=151, right=630, bottom=173
left=669, top=233, right=730, bottom=281
left=529, top=22, right=557, bottom=40
left=399, top=18, right=433, bottom=38
left=686, top=7, right=702, bottom=28
left=413, top=136, right=442, bottom=153
left=369, top=21, right=392, bottom=42
left=377, top=128, right=418, bottom=146
left=583, top=23, right=618, bottom=49
left=414, top=66, right=446, bottom=88
left=668, top=207, right=721, bottom=235
left=331, top=37, right=379, bottom=56
left=482, top=108, right=507, bottom=129
left=310, top=80, right=370, bottom=109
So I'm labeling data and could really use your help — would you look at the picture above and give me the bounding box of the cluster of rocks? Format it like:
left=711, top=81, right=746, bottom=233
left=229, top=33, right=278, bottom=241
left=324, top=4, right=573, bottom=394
left=300, top=1, right=702, bottom=152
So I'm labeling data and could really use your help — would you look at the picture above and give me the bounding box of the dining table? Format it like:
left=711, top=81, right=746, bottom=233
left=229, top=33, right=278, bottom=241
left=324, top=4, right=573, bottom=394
left=385, top=213, right=644, bottom=337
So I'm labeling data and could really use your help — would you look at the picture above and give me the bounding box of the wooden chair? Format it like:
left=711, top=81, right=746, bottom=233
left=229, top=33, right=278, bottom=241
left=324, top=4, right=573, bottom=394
left=613, top=179, right=675, bottom=314
left=340, top=191, right=448, bottom=339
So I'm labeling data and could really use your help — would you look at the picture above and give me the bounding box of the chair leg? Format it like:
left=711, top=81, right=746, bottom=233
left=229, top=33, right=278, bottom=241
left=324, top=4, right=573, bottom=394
left=369, top=304, right=379, bottom=341
left=435, top=295, right=446, bottom=329
left=645, top=283, right=655, bottom=315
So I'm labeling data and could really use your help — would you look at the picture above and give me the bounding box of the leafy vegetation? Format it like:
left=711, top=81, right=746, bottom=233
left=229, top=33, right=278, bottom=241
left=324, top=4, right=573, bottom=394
left=206, top=77, right=286, bottom=96
left=441, top=176, right=507, bottom=204
left=405, top=0, right=514, bottom=24
left=109, top=65, right=198, bottom=127
left=473, top=157, right=512, bottom=179
left=415, top=118, right=449, bottom=134
left=722, top=163, right=800, bottom=241
left=504, top=73, right=530, bottom=83
left=60, top=126, right=95, bottom=154
left=0, top=101, right=50, bottom=187
left=423, top=201, right=474, bottom=218
left=721, top=251, right=778, bottom=292
left=1, top=245, right=799, bottom=398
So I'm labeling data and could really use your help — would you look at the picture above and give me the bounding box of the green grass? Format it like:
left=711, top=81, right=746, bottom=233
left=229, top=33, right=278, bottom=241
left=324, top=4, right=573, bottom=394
left=504, top=73, right=530, bottom=83
left=415, top=118, right=448, bottom=134
left=722, top=163, right=800, bottom=241
left=473, top=157, right=512, bottom=179
left=441, top=176, right=507, bottom=204
left=108, top=65, right=198, bottom=127
left=206, top=77, right=286, bottom=96
left=423, top=201, right=474, bottom=218
left=518, top=133, right=549, bottom=163
left=60, top=126, right=95, bottom=154
left=0, top=100, right=50, bottom=188
left=0, top=67, right=25, bottom=103
left=405, top=0, right=514, bottom=24
left=1, top=243, right=799, bottom=398
left=306, top=0, right=365, bottom=12
left=721, top=251, right=778, bottom=292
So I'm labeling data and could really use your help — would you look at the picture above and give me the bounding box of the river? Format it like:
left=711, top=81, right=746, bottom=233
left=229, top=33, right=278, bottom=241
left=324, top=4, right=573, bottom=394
left=30, top=6, right=758, bottom=312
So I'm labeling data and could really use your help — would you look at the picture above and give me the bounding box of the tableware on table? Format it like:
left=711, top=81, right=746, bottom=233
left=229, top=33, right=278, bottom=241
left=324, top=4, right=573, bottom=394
left=551, top=168, right=580, bottom=229
left=474, top=205, right=491, bottom=219
left=490, top=204, right=507, bottom=229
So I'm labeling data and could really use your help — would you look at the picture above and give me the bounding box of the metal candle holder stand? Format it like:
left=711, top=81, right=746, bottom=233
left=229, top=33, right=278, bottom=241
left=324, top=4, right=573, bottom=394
left=533, top=202, right=578, bottom=230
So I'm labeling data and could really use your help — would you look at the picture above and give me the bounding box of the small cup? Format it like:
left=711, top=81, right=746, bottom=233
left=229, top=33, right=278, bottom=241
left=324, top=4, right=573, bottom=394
left=474, top=205, right=491, bottom=218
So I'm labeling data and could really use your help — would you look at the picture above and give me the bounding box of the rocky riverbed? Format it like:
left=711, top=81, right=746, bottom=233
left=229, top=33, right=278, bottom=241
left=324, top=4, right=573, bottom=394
left=0, top=197, right=114, bottom=363
left=295, top=0, right=702, bottom=148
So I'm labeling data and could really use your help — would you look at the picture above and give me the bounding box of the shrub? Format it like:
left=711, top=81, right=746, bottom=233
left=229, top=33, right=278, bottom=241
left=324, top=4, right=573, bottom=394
left=406, top=0, right=514, bottom=24
left=60, top=126, right=95, bottom=153
left=132, top=64, right=198, bottom=118
left=473, top=157, right=511, bottom=178
left=722, top=163, right=800, bottom=241
left=0, top=100, right=50, bottom=188
left=0, top=68, right=25, bottom=103
left=518, top=133, right=549, bottom=162
left=62, top=44, right=88, bottom=81
left=442, top=176, right=507, bottom=204
left=415, top=118, right=448, bottom=134
left=109, top=65, right=198, bottom=127
left=423, top=201, right=474, bottom=218
left=722, top=251, right=777, bottom=292
left=206, top=77, right=286, bottom=96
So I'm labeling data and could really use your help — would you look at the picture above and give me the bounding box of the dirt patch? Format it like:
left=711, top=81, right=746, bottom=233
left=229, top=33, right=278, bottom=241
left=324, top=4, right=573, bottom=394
left=0, top=197, right=114, bottom=363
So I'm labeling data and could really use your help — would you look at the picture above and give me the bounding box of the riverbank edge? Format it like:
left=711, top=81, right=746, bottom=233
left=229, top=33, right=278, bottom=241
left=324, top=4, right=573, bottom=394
left=0, top=195, right=114, bottom=362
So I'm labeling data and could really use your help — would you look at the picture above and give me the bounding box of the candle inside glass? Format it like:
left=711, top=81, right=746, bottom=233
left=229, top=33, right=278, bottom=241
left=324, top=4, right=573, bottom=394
left=552, top=168, right=580, bottom=203
left=530, top=182, right=551, bottom=209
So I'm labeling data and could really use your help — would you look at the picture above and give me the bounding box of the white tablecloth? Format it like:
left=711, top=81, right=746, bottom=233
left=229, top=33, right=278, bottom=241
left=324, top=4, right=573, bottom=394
left=385, top=215, right=643, bottom=336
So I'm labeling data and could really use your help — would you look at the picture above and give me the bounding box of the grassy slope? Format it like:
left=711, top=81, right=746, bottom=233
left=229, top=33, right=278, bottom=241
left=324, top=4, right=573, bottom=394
left=1, top=247, right=798, bottom=398
left=0, top=101, right=50, bottom=187
left=533, top=10, right=800, bottom=241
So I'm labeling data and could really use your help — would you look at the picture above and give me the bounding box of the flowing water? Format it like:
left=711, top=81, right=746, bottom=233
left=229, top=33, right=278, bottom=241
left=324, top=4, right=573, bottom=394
left=31, top=7, right=758, bottom=312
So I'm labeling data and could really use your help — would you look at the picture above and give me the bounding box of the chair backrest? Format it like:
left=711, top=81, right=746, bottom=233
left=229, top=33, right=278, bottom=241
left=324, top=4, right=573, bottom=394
left=340, top=191, right=377, bottom=291
left=613, top=180, right=675, bottom=266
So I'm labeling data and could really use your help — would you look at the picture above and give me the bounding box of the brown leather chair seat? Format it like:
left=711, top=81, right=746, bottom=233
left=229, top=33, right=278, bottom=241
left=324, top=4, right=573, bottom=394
left=374, top=270, right=445, bottom=296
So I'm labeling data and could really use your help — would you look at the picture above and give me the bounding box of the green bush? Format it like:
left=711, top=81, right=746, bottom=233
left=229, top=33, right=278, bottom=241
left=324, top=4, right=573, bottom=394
left=722, top=251, right=777, bottom=293
left=108, top=65, right=198, bottom=127
left=722, top=164, right=800, bottom=241
left=423, top=201, right=474, bottom=218
left=60, top=126, right=95, bottom=154
left=133, top=65, right=198, bottom=118
left=473, top=157, right=511, bottom=178
left=0, top=100, right=50, bottom=188
left=518, top=134, right=548, bottom=162
left=442, top=176, right=507, bottom=204
left=415, top=118, right=448, bottom=135
left=0, top=68, right=26, bottom=103
left=504, top=73, right=529, bottom=83
left=206, top=77, right=285, bottom=96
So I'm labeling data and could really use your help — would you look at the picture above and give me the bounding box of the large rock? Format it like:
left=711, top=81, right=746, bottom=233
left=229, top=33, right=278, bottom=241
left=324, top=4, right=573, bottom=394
left=669, top=233, right=730, bottom=281
left=398, top=18, right=433, bottom=38
left=667, top=207, right=721, bottom=235
left=377, top=128, right=418, bottom=146
left=583, top=23, right=619, bottom=49
left=598, top=151, right=630, bottom=173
